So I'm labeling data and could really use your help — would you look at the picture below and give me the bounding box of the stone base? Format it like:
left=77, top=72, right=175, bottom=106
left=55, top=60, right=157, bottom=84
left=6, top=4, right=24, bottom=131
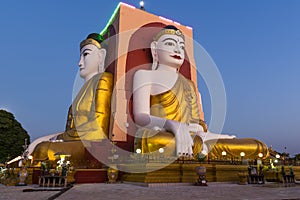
left=119, top=163, right=249, bottom=183
left=29, top=164, right=300, bottom=184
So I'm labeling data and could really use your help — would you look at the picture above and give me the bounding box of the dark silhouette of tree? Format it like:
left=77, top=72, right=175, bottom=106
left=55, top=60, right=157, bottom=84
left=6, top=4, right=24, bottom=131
left=0, top=110, right=30, bottom=163
left=292, top=153, right=300, bottom=164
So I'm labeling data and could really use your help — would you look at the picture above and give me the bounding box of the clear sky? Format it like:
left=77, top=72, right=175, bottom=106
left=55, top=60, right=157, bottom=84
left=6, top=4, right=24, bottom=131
left=1, top=0, right=299, bottom=156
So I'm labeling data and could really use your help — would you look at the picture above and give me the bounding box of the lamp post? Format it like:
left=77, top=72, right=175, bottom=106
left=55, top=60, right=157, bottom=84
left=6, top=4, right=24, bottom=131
left=135, top=148, right=142, bottom=161
left=275, top=154, right=280, bottom=165
left=221, top=151, right=227, bottom=163
left=139, top=1, right=145, bottom=10
left=257, top=153, right=263, bottom=170
left=240, top=152, right=245, bottom=165
left=158, top=148, right=164, bottom=161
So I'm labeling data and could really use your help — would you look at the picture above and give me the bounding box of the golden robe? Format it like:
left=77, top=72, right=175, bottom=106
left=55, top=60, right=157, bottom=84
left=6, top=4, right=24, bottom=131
left=58, top=72, right=113, bottom=141
left=32, top=72, right=113, bottom=163
left=135, top=74, right=204, bottom=156
left=135, top=74, right=268, bottom=159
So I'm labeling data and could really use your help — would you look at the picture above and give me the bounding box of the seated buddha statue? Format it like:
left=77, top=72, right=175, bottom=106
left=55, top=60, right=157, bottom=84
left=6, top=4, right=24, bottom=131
left=133, top=25, right=268, bottom=159
left=56, top=33, right=113, bottom=141
left=28, top=33, right=113, bottom=163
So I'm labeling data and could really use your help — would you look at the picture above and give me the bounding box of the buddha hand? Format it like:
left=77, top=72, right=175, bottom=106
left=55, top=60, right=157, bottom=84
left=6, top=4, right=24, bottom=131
left=195, top=131, right=236, bottom=143
left=166, top=121, right=195, bottom=156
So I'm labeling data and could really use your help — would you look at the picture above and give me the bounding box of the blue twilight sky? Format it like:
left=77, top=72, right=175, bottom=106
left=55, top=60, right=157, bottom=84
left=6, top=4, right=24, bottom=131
left=0, top=1, right=299, bottom=156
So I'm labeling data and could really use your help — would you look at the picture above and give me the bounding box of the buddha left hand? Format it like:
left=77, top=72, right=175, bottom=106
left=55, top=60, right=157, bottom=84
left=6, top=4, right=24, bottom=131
left=176, top=123, right=194, bottom=156
left=166, top=121, right=204, bottom=156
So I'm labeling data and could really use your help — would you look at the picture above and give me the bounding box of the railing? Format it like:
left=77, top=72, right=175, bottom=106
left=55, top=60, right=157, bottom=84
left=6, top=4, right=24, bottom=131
left=38, top=175, right=67, bottom=187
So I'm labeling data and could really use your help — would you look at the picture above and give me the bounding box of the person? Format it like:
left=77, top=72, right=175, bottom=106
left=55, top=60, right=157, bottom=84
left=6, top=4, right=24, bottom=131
left=29, top=33, right=113, bottom=165
left=133, top=25, right=268, bottom=159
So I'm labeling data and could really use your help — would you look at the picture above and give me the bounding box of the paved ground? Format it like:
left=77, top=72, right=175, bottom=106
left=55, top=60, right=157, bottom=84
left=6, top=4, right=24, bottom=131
left=0, top=184, right=58, bottom=200
left=1, top=182, right=300, bottom=200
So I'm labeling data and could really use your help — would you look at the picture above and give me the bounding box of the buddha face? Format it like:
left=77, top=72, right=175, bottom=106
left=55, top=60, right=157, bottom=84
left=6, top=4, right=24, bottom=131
left=153, top=34, right=185, bottom=69
left=78, top=44, right=106, bottom=81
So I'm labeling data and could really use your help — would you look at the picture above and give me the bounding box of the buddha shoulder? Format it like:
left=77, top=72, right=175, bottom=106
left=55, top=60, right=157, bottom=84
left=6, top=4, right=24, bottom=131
left=133, top=69, right=153, bottom=82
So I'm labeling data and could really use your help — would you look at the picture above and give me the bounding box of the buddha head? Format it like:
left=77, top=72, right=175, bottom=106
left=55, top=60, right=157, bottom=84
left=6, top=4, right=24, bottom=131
left=79, top=33, right=106, bottom=82
left=151, top=25, right=185, bottom=70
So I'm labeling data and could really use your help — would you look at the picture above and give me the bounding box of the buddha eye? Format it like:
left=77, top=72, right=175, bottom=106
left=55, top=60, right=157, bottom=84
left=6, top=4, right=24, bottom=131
left=164, top=41, right=175, bottom=46
left=83, top=52, right=89, bottom=57
left=180, top=46, right=185, bottom=50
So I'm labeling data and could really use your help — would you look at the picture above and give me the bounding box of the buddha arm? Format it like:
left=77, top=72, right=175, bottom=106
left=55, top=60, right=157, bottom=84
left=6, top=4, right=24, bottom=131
left=65, top=106, right=74, bottom=131
left=133, top=89, right=193, bottom=155
left=93, top=72, right=113, bottom=137
left=133, top=71, right=197, bottom=155
left=64, top=72, right=113, bottom=141
left=78, top=72, right=113, bottom=139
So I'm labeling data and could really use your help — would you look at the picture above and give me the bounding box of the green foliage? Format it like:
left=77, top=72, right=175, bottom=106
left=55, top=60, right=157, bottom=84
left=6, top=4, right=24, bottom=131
left=0, top=110, right=30, bottom=163
left=292, top=153, right=300, bottom=161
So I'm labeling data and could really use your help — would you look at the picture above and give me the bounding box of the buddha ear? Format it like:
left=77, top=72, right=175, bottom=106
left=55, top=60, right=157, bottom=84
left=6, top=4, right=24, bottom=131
left=150, top=41, right=158, bottom=70
left=98, top=48, right=106, bottom=73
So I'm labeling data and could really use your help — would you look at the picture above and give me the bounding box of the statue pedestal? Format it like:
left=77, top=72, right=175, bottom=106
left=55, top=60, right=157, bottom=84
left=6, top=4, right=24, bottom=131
left=119, top=163, right=249, bottom=184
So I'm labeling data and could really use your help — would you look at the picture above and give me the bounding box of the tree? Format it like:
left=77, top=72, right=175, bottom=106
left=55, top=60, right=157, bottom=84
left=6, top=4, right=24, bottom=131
left=292, top=153, right=300, bottom=163
left=0, top=110, right=30, bottom=164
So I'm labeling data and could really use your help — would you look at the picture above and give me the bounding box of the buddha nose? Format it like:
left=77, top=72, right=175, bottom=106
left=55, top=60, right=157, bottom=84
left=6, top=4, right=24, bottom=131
left=174, top=44, right=180, bottom=53
left=78, top=56, right=83, bottom=67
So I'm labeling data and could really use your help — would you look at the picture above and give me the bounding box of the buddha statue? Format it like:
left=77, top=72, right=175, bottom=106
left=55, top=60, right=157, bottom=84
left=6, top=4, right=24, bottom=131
left=28, top=33, right=113, bottom=164
left=57, top=33, right=113, bottom=141
left=133, top=25, right=268, bottom=159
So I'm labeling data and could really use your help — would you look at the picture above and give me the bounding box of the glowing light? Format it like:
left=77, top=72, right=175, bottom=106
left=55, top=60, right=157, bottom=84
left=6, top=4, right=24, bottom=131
left=274, top=159, right=278, bottom=163
left=100, top=3, right=122, bottom=36
left=100, top=2, right=137, bottom=36
left=275, top=154, right=280, bottom=159
left=240, top=152, right=245, bottom=157
left=258, top=153, right=263, bottom=158
left=139, top=1, right=144, bottom=7
left=159, top=148, right=164, bottom=154
left=136, top=148, right=141, bottom=154
left=28, top=155, right=33, bottom=160
left=159, top=16, right=173, bottom=23
left=221, top=151, right=227, bottom=156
